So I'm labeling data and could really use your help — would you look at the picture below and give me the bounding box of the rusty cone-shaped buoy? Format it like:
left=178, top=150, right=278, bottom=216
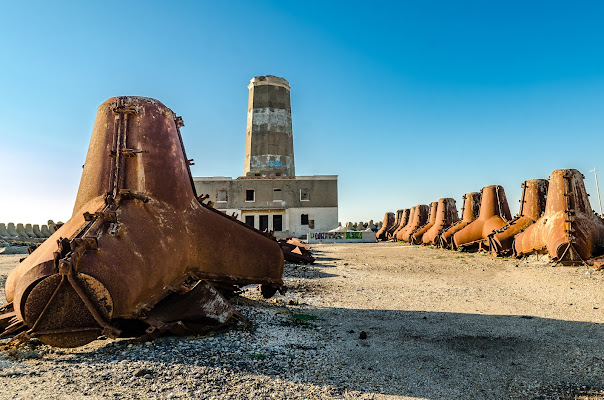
left=411, top=202, right=438, bottom=244
left=1, top=97, right=284, bottom=348
left=513, top=169, right=604, bottom=265
left=376, top=212, right=395, bottom=240
left=439, top=192, right=481, bottom=249
left=453, top=185, right=511, bottom=251
left=488, top=179, right=548, bottom=256
left=422, top=198, right=459, bottom=245
left=400, top=205, right=430, bottom=243
left=391, top=209, right=410, bottom=240
left=395, top=207, right=415, bottom=241
left=387, top=210, right=404, bottom=239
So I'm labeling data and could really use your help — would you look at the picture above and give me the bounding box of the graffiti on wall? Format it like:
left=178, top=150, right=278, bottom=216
left=310, top=232, right=364, bottom=240
left=345, top=232, right=362, bottom=239
left=310, top=232, right=344, bottom=240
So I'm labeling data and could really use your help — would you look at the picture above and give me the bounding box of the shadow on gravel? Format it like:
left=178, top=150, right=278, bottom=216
left=308, top=307, right=604, bottom=399
left=42, top=308, right=603, bottom=399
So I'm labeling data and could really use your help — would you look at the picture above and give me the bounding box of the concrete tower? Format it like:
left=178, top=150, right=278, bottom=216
left=244, top=75, right=295, bottom=177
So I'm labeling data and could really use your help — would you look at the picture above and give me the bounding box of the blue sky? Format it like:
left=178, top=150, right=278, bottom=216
left=1, top=1, right=603, bottom=224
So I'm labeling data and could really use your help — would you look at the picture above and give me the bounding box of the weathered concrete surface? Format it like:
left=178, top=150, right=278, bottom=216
left=0, top=224, right=9, bottom=239
left=244, top=75, right=295, bottom=177
left=15, top=223, right=29, bottom=239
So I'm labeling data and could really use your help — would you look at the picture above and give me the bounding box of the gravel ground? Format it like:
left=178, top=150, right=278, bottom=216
left=0, top=243, right=603, bottom=399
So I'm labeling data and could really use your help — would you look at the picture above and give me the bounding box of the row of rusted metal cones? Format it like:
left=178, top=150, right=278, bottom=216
left=376, top=169, right=604, bottom=266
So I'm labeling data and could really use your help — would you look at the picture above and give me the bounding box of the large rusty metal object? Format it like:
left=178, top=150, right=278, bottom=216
left=1, top=97, right=284, bottom=348
left=387, top=210, right=403, bottom=239
left=395, top=207, right=415, bottom=241
left=488, top=179, right=548, bottom=256
left=410, top=202, right=438, bottom=244
left=453, top=185, right=511, bottom=250
left=399, top=205, right=429, bottom=243
left=513, top=169, right=604, bottom=265
left=376, top=212, right=395, bottom=241
left=439, top=192, right=481, bottom=249
left=422, top=198, right=459, bottom=245
left=391, top=209, right=410, bottom=240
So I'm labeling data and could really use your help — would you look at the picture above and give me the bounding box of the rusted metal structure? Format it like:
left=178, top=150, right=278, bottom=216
left=395, top=207, right=415, bottom=241
left=386, top=210, right=402, bottom=238
left=453, top=185, right=511, bottom=250
left=388, top=210, right=404, bottom=239
left=422, top=198, right=459, bottom=245
left=400, top=205, right=429, bottom=243
left=278, top=239, right=315, bottom=264
left=0, top=97, right=284, bottom=348
left=488, top=179, right=548, bottom=256
left=394, top=207, right=413, bottom=241
left=410, top=202, right=438, bottom=244
left=376, top=212, right=395, bottom=241
left=514, top=169, right=604, bottom=265
left=391, top=209, right=410, bottom=240
left=439, top=192, right=481, bottom=249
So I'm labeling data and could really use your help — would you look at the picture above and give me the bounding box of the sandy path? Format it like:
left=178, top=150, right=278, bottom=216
left=0, top=243, right=602, bottom=399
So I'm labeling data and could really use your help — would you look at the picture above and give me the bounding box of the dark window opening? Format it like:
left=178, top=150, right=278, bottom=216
left=259, top=215, right=269, bottom=231
left=301, top=214, right=309, bottom=225
left=273, top=215, right=283, bottom=232
left=245, top=215, right=255, bottom=227
left=245, top=189, right=255, bottom=202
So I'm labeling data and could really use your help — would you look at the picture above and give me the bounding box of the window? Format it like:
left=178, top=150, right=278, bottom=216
left=245, top=189, right=255, bottom=202
left=300, top=188, right=310, bottom=201
left=273, top=215, right=283, bottom=232
left=273, top=188, right=283, bottom=201
left=217, top=189, right=227, bottom=202
left=259, top=215, right=269, bottom=231
left=301, top=214, right=309, bottom=225
left=245, top=215, right=255, bottom=227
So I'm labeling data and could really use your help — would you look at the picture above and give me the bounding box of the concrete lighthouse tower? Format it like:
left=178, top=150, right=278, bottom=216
left=244, top=75, right=295, bottom=177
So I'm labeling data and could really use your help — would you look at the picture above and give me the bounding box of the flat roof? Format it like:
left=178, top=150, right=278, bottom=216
left=194, top=175, right=338, bottom=181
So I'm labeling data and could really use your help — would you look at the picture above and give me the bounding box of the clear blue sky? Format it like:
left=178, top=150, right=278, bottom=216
left=1, top=1, right=603, bottom=225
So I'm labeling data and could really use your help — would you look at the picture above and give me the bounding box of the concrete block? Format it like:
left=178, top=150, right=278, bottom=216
left=25, top=224, right=37, bottom=238
left=0, top=223, right=9, bottom=239
left=40, top=225, right=51, bottom=237
left=16, top=223, right=30, bottom=239
left=33, top=224, right=45, bottom=238
left=7, top=223, right=20, bottom=238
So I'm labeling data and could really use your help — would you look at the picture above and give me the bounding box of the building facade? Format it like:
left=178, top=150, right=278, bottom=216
left=194, top=75, right=338, bottom=238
